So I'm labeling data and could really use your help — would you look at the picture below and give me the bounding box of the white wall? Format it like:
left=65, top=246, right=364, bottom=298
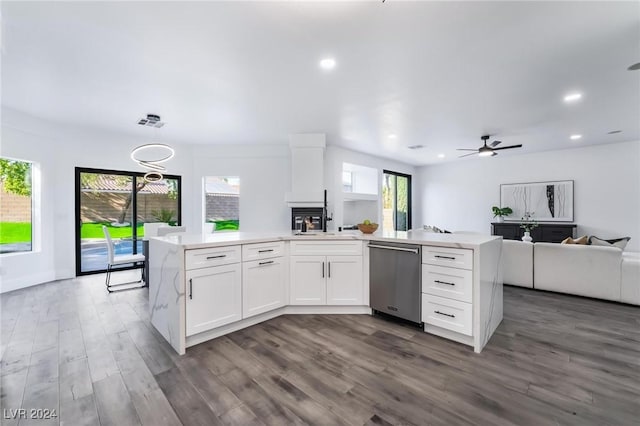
left=191, top=144, right=291, bottom=233
left=325, top=146, right=416, bottom=230
left=416, top=140, right=640, bottom=251
left=1, top=108, right=195, bottom=292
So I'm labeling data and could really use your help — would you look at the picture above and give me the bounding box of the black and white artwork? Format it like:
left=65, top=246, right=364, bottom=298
left=500, top=180, right=574, bottom=222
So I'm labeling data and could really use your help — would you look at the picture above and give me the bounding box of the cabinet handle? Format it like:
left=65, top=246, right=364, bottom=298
left=322, top=262, right=325, bottom=278
left=434, top=280, right=455, bottom=286
left=328, top=262, right=331, bottom=278
left=259, top=260, right=274, bottom=266
left=258, top=249, right=274, bottom=253
left=189, top=278, right=193, bottom=300
left=435, top=255, right=456, bottom=260
left=207, top=254, right=226, bottom=259
left=435, top=310, right=455, bottom=318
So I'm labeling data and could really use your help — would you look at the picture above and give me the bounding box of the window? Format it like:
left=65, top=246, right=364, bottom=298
left=0, top=158, right=33, bottom=254
left=382, top=170, right=412, bottom=232
left=204, top=177, right=239, bottom=231
left=75, top=167, right=181, bottom=274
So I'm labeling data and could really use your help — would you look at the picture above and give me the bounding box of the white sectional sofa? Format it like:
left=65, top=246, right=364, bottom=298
left=502, top=240, right=640, bottom=305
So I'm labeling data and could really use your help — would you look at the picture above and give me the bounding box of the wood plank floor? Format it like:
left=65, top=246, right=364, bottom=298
left=2, top=274, right=639, bottom=425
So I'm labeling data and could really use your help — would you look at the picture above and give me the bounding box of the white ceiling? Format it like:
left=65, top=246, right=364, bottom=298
left=2, top=1, right=639, bottom=165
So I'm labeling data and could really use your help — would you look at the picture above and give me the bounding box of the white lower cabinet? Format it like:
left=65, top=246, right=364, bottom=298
left=290, top=256, right=327, bottom=305
left=422, top=294, right=472, bottom=336
left=290, top=254, right=363, bottom=305
left=185, top=263, right=242, bottom=336
left=326, top=255, right=363, bottom=305
left=242, top=257, right=286, bottom=318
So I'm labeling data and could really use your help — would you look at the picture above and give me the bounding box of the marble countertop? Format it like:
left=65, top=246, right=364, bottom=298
left=150, top=229, right=500, bottom=250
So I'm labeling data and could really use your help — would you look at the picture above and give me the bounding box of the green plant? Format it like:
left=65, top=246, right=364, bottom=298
left=491, top=206, right=513, bottom=218
left=520, top=213, right=538, bottom=232
left=151, top=208, right=175, bottom=223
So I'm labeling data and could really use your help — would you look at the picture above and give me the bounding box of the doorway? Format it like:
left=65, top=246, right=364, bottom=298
left=382, top=170, right=412, bottom=232
left=75, top=167, right=181, bottom=275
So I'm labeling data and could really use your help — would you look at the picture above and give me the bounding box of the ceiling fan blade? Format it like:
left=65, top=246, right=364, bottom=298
left=490, top=140, right=502, bottom=147
left=456, top=149, right=478, bottom=151
left=458, top=152, right=478, bottom=158
left=492, top=144, right=523, bottom=151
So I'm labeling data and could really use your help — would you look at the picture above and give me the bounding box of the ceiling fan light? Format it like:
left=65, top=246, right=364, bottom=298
left=478, top=151, right=494, bottom=157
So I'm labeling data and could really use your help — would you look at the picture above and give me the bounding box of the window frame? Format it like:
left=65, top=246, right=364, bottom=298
left=0, top=156, right=35, bottom=256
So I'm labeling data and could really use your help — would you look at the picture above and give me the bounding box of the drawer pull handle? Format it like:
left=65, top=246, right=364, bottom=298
left=206, top=255, right=227, bottom=259
left=259, top=260, right=274, bottom=266
left=258, top=249, right=274, bottom=253
left=434, top=280, right=455, bottom=286
left=189, top=278, right=193, bottom=300
left=435, top=255, right=456, bottom=260
left=435, top=310, right=455, bottom=318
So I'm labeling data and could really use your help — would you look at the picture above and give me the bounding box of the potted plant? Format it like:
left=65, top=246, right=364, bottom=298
left=491, top=206, right=513, bottom=223
left=520, top=213, right=538, bottom=242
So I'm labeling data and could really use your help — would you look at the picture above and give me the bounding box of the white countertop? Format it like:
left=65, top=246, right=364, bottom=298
left=151, top=229, right=500, bottom=250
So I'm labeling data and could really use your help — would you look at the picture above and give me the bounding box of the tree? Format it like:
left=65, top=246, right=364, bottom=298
left=0, top=159, right=31, bottom=196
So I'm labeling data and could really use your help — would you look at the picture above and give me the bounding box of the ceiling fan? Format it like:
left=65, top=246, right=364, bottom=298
left=457, top=135, right=523, bottom=158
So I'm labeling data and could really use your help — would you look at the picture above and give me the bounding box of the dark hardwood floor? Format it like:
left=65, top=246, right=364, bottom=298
left=2, top=275, right=639, bottom=425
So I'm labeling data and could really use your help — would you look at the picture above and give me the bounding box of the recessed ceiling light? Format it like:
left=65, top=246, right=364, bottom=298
left=388, top=134, right=397, bottom=139
left=437, top=153, right=445, bottom=159
left=319, top=58, right=336, bottom=70
left=607, top=130, right=622, bottom=134
left=628, top=62, right=640, bottom=71
left=563, top=93, right=582, bottom=103
left=570, top=134, right=582, bottom=140
left=407, top=145, right=424, bottom=150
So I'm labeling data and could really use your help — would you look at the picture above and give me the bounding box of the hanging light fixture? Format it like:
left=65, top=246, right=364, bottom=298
left=131, top=115, right=174, bottom=182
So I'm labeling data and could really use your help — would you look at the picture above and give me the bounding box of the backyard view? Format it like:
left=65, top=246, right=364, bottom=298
left=383, top=172, right=410, bottom=232
left=78, top=170, right=180, bottom=273
left=0, top=158, right=33, bottom=254
left=205, top=176, right=240, bottom=231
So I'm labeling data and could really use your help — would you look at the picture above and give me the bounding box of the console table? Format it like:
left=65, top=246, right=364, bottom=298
left=491, top=222, right=576, bottom=243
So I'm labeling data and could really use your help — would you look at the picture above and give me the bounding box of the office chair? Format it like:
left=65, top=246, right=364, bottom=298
left=102, top=225, right=146, bottom=292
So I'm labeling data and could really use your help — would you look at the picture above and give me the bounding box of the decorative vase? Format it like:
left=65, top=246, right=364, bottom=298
left=497, top=216, right=504, bottom=223
left=522, top=231, right=533, bottom=242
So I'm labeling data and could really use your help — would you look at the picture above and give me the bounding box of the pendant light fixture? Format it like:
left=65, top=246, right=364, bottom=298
left=131, top=114, right=174, bottom=182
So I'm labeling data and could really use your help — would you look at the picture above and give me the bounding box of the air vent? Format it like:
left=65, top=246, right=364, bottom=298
left=607, top=130, right=622, bottom=134
left=137, top=114, right=165, bottom=128
left=407, top=145, right=424, bottom=150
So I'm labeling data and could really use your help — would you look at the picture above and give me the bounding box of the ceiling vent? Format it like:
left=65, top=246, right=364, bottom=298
left=137, top=114, right=165, bottom=128
left=407, top=145, right=424, bottom=150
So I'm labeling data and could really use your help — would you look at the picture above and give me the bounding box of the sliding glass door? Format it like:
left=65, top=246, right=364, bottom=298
left=75, top=167, right=181, bottom=275
left=382, top=170, right=412, bottom=232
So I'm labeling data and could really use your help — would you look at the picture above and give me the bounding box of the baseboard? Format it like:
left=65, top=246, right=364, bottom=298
left=0, top=271, right=57, bottom=293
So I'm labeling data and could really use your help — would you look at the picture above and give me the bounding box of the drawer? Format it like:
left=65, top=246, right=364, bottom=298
left=422, top=294, right=472, bottom=336
left=185, top=245, right=241, bottom=270
left=423, top=246, right=472, bottom=270
left=422, top=264, right=473, bottom=303
left=242, top=241, right=285, bottom=262
left=290, top=240, right=362, bottom=256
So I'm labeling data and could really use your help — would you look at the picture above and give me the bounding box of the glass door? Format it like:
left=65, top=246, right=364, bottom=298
left=75, top=167, right=181, bottom=275
left=383, top=170, right=412, bottom=232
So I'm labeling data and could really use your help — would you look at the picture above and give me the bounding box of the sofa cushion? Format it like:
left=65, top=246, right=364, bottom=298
left=502, top=240, right=533, bottom=288
left=534, top=243, right=622, bottom=301
left=561, top=236, right=588, bottom=245
left=589, top=236, right=631, bottom=250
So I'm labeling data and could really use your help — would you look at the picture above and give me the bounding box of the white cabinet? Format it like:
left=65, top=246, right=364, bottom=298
left=290, top=256, right=327, bottom=305
left=326, top=256, right=363, bottom=305
left=290, top=245, right=363, bottom=306
left=185, top=263, right=242, bottom=336
left=242, top=257, right=286, bottom=318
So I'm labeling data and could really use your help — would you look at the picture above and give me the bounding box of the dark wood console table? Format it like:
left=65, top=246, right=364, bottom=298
left=491, top=222, right=577, bottom=243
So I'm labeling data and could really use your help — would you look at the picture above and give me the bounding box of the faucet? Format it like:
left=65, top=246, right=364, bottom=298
left=322, top=189, right=333, bottom=232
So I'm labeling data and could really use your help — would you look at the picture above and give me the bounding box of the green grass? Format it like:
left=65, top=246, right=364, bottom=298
left=211, top=220, right=239, bottom=231
left=0, top=222, right=32, bottom=244
left=81, top=222, right=144, bottom=239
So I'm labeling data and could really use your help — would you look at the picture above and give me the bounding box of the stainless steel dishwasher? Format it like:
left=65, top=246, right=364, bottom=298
left=369, top=241, right=422, bottom=324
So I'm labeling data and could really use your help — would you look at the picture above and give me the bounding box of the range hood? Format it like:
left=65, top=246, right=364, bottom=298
left=285, top=133, right=325, bottom=208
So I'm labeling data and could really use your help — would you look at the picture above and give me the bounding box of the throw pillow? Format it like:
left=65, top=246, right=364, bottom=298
left=561, top=236, right=589, bottom=245
left=589, top=236, right=630, bottom=250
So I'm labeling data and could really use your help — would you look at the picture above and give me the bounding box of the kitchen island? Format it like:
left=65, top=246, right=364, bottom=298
left=149, top=230, right=502, bottom=354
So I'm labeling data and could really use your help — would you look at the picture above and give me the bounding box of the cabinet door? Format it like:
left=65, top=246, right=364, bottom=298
left=290, top=256, right=326, bottom=305
left=242, top=257, right=286, bottom=319
left=326, top=255, right=363, bottom=305
left=185, top=263, right=242, bottom=336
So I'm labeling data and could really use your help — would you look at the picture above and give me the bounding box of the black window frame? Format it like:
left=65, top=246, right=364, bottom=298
left=383, top=169, right=412, bottom=231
